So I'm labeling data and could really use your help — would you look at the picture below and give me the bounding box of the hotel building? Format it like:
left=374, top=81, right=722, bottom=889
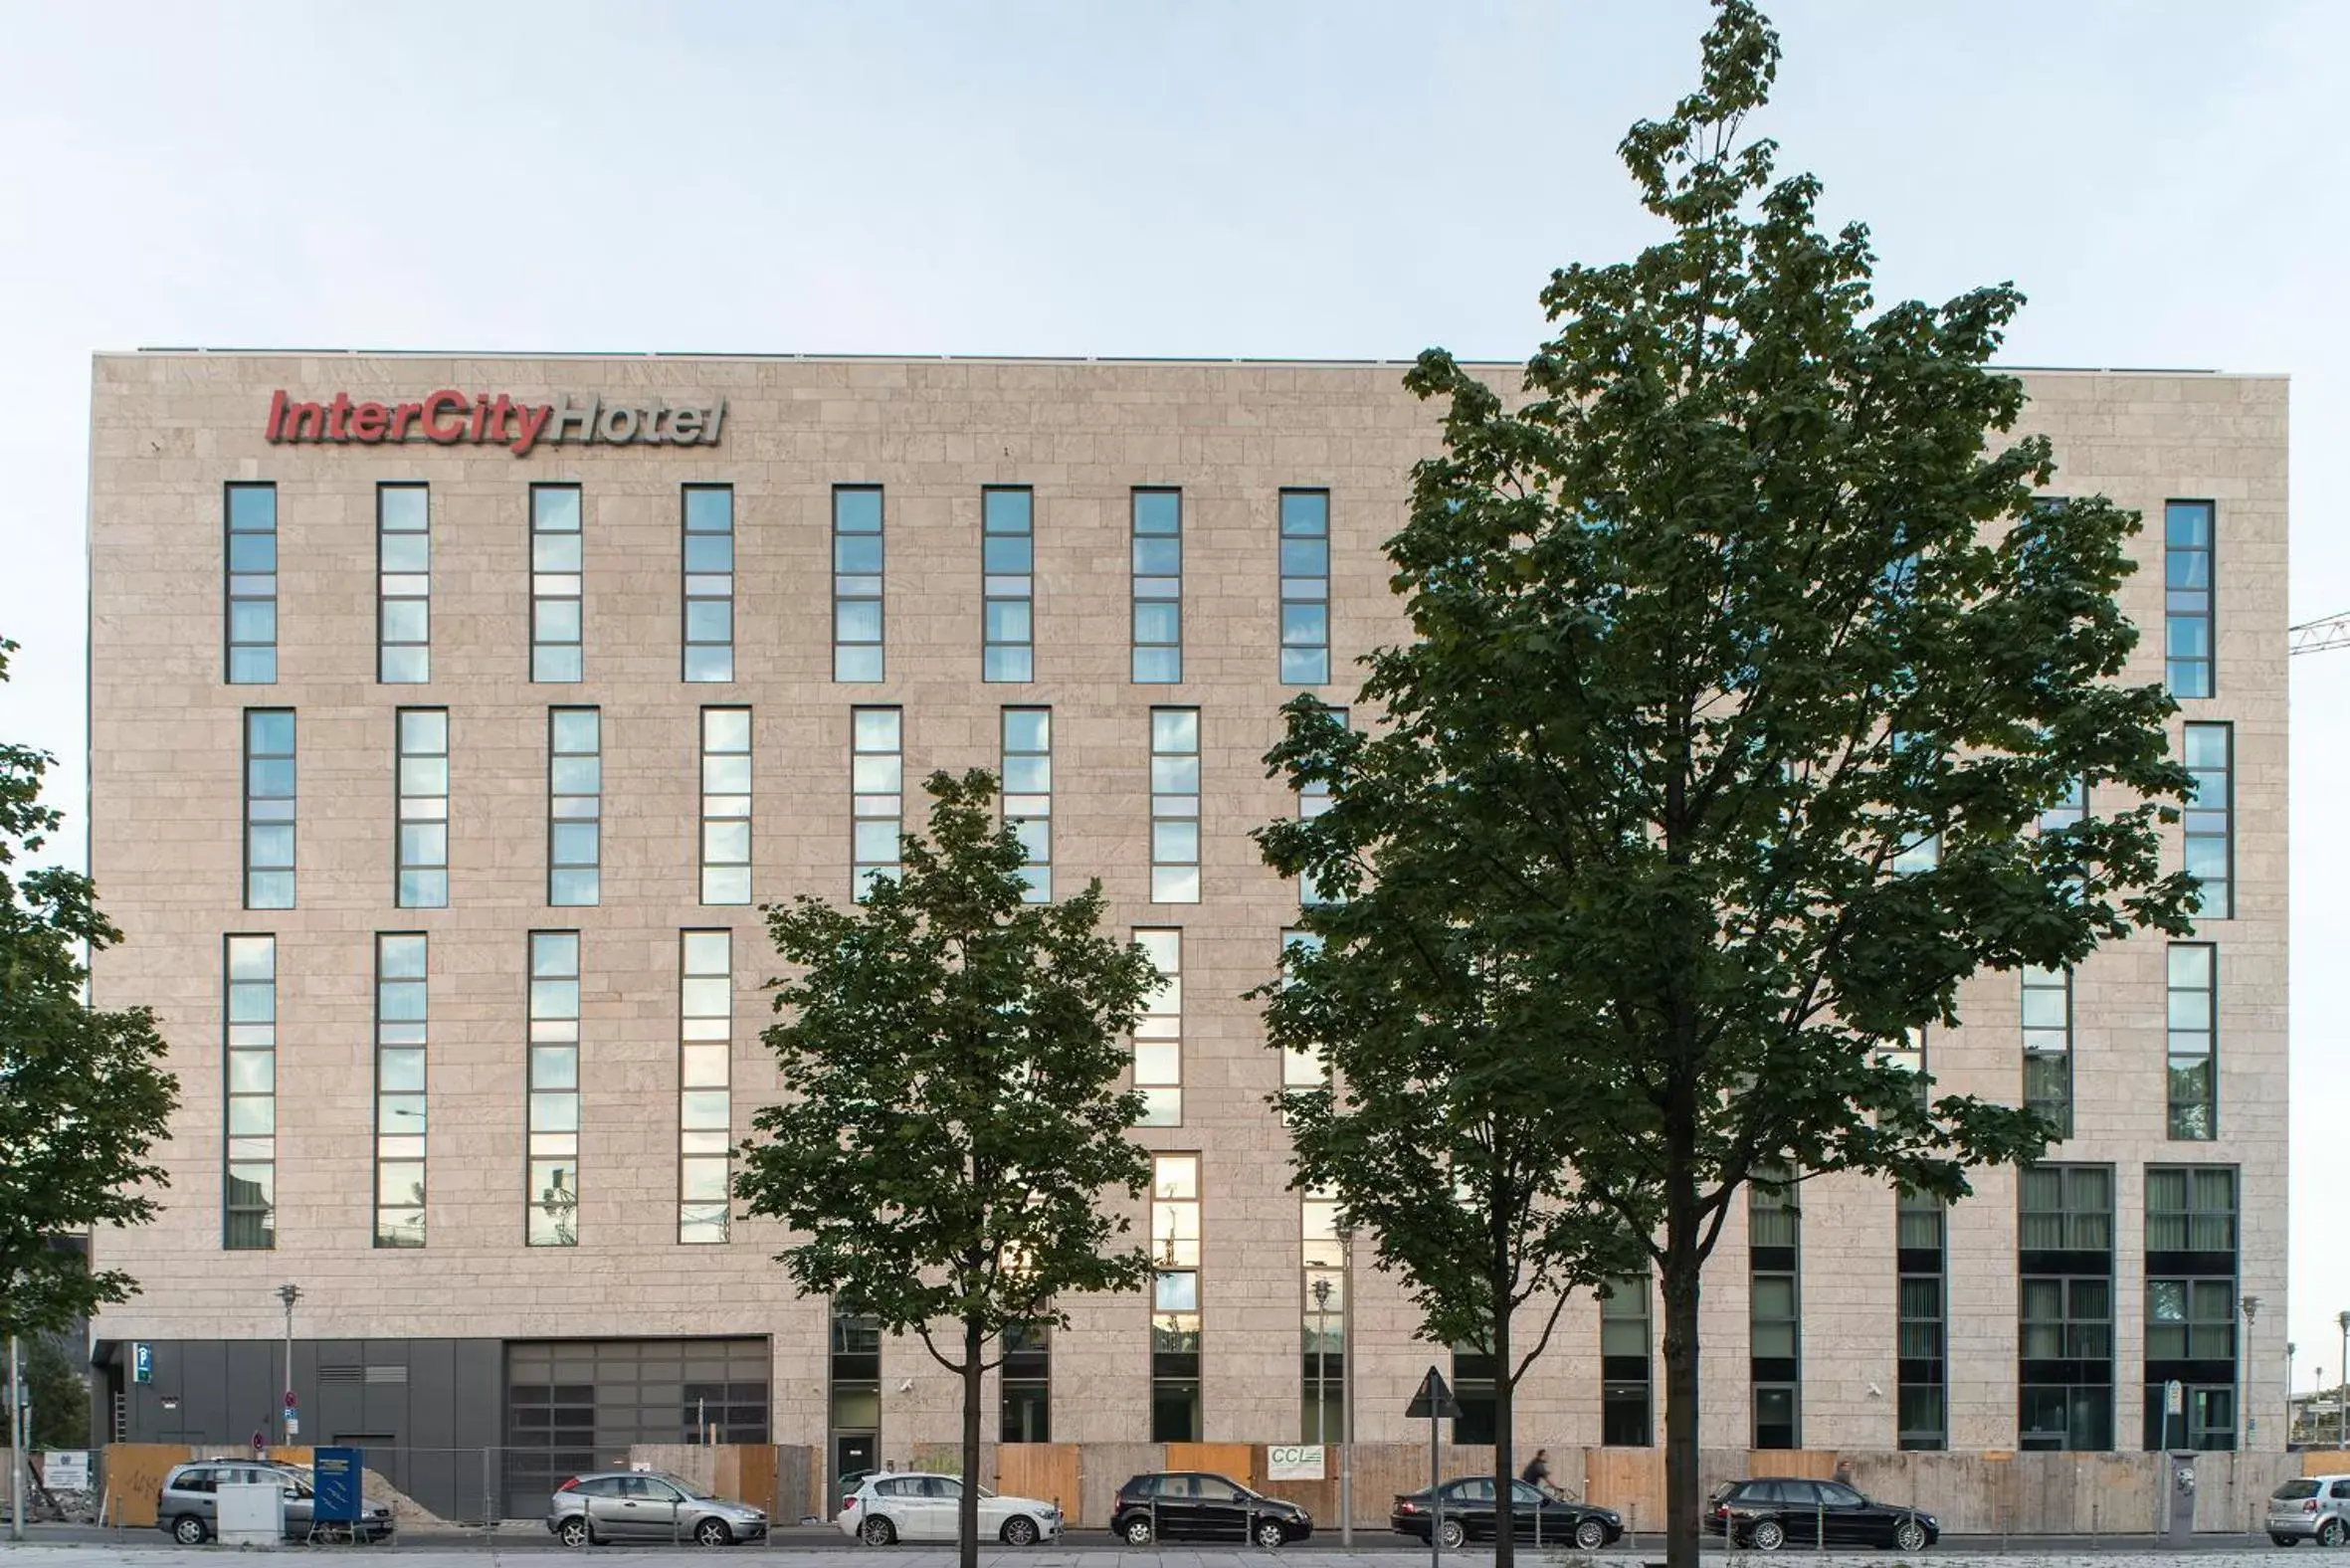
left=83, top=352, right=2286, bottom=1518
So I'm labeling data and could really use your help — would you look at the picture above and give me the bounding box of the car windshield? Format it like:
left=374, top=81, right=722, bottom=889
left=2278, top=1481, right=2323, bottom=1500
left=658, top=1474, right=714, bottom=1499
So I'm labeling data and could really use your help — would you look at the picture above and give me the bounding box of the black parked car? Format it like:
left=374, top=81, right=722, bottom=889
left=1393, top=1476, right=1623, bottom=1551
left=1706, top=1477, right=1937, bottom=1552
left=1109, top=1472, right=1312, bottom=1548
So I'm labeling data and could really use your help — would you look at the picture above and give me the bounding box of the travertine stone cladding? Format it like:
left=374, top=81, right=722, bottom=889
left=86, top=354, right=2285, bottom=1456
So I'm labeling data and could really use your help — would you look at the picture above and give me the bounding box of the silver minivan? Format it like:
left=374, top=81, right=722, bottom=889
left=2268, top=1476, right=2350, bottom=1546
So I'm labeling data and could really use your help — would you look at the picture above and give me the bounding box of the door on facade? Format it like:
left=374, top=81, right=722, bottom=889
left=834, top=1433, right=877, bottom=1495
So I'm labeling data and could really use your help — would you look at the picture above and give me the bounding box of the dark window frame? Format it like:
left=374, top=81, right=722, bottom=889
left=681, top=484, right=735, bottom=684
left=1131, top=488, right=1182, bottom=684
left=224, top=482, right=279, bottom=685
left=376, top=482, right=431, bottom=685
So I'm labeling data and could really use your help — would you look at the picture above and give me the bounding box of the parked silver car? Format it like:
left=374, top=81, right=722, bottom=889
left=2268, top=1476, right=2350, bottom=1546
left=155, top=1460, right=393, bottom=1544
left=548, top=1470, right=769, bottom=1547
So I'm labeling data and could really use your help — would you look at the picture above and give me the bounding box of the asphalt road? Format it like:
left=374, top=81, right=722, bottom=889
left=1, top=1523, right=2293, bottom=1554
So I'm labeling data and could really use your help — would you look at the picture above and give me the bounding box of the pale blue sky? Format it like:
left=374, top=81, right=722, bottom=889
left=6, top=0, right=2347, bottom=1390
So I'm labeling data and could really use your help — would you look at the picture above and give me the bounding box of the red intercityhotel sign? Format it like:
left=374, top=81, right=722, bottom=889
left=264, top=390, right=724, bottom=458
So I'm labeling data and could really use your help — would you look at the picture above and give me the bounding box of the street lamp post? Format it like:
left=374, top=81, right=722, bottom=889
left=277, top=1283, right=302, bottom=1447
left=2290, top=1343, right=2299, bottom=1450
left=2336, top=1312, right=2349, bottom=1449
left=2240, top=1296, right=2260, bottom=1451
left=1311, top=1277, right=1332, bottom=1446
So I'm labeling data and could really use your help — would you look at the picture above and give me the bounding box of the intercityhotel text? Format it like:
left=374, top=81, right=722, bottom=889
left=264, top=390, right=724, bottom=457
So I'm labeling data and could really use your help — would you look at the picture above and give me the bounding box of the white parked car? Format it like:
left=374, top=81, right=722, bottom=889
left=838, top=1471, right=1064, bottom=1546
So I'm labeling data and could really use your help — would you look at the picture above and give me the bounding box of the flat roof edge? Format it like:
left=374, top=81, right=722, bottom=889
left=93, top=348, right=2282, bottom=379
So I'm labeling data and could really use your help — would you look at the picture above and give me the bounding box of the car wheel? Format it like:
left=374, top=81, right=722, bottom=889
left=861, top=1514, right=897, bottom=1546
left=1576, top=1518, right=1609, bottom=1551
left=557, top=1516, right=593, bottom=1549
left=1438, top=1518, right=1468, bottom=1551
left=1255, top=1518, right=1288, bottom=1550
left=695, top=1517, right=733, bottom=1547
left=2323, top=1519, right=2346, bottom=1548
left=1893, top=1519, right=1928, bottom=1553
left=1123, top=1517, right=1154, bottom=1546
left=1002, top=1515, right=1040, bottom=1547
left=172, top=1514, right=209, bottom=1546
left=1751, top=1518, right=1787, bottom=1552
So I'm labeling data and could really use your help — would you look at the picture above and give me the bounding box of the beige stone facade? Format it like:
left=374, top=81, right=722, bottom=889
left=85, top=351, right=2286, bottom=1468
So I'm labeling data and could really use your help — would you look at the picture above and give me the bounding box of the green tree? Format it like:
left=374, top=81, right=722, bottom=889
left=26, top=1335, right=89, bottom=1453
left=0, top=636, right=177, bottom=1348
left=1257, top=8, right=2194, bottom=1565
left=1262, top=755, right=1641, bottom=1567
left=737, top=769, right=1157, bottom=1568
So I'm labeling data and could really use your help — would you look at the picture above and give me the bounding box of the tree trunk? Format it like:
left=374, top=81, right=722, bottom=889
left=1662, top=1194, right=1703, bottom=1568
left=959, top=1315, right=984, bottom=1568
left=1492, top=1301, right=1516, bottom=1568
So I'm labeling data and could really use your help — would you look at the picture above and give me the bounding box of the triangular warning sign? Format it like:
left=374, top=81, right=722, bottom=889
left=1406, top=1363, right=1463, bottom=1420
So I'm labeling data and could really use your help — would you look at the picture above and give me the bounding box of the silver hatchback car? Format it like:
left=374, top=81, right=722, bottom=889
left=2269, top=1476, right=2350, bottom=1546
left=548, top=1470, right=769, bottom=1547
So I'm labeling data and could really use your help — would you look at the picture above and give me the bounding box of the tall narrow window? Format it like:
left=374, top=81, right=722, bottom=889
left=2023, top=966, right=2073, bottom=1138
left=683, top=485, right=734, bottom=683
left=1880, top=1026, right=1928, bottom=1107
left=242, top=708, right=295, bottom=910
left=1278, top=490, right=1331, bottom=686
left=1601, top=1276, right=1655, bottom=1447
left=1150, top=708, right=1201, bottom=903
left=530, top=485, right=583, bottom=683
left=224, top=934, right=278, bottom=1250
left=547, top=707, right=601, bottom=907
left=1001, top=707, right=1051, bottom=901
left=680, top=930, right=732, bottom=1245
left=1150, top=1153, right=1202, bottom=1442
left=2019, top=1163, right=2114, bottom=1451
left=2143, top=1166, right=2241, bottom=1451
left=527, top=932, right=581, bottom=1247
left=1132, top=929, right=1182, bottom=1126
left=373, top=933, right=428, bottom=1249
left=1131, top=489, right=1182, bottom=684
left=396, top=708, right=449, bottom=908
left=1278, top=928, right=1328, bottom=1090
left=1301, top=1191, right=1346, bottom=1444
left=2166, top=499, right=2215, bottom=698
left=2167, top=944, right=2217, bottom=1140
left=982, top=487, right=1035, bottom=682
left=852, top=707, right=902, bottom=899
left=1001, top=1320, right=1052, bottom=1443
left=1749, top=1174, right=1802, bottom=1448
left=225, top=483, right=278, bottom=685
left=1297, top=706, right=1345, bottom=907
left=832, top=487, right=884, bottom=683
left=1450, top=1342, right=1498, bottom=1444
left=2041, top=776, right=2087, bottom=833
left=1896, top=1192, right=1947, bottom=1450
left=700, top=707, right=752, bottom=905
left=2183, top=722, right=2234, bottom=919
left=377, top=484, right=430, bottom=684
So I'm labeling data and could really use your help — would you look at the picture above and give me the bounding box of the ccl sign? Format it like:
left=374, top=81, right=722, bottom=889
left=265, top=389, right=725, bottom=458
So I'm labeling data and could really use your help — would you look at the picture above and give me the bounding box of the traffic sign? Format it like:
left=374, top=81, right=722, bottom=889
left=284, top=1390, right=298, bottom=1411
left=131, top=1343, right=152, bottom=1384
left=1406, top=1365, right=1463, bottom=1421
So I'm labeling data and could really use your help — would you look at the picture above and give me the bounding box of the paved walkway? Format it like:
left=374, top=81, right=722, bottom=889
left=0, top=1543, right=2306, bottom=1568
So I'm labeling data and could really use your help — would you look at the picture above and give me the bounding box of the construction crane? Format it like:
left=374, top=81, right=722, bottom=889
left=2292, top=614, right=2350, bottom=655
